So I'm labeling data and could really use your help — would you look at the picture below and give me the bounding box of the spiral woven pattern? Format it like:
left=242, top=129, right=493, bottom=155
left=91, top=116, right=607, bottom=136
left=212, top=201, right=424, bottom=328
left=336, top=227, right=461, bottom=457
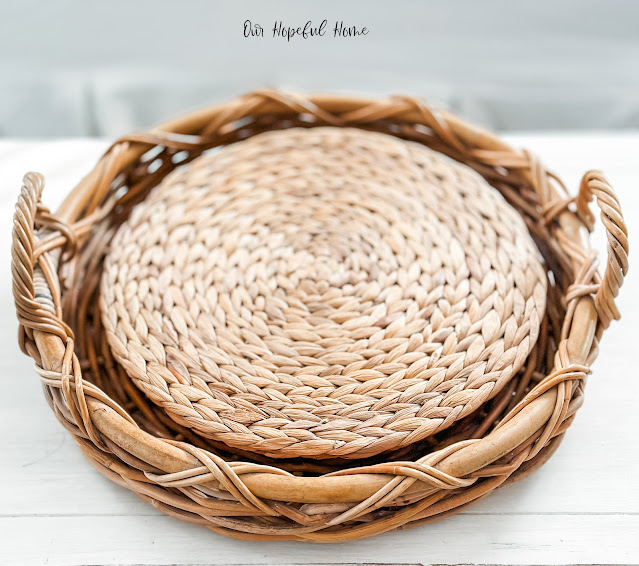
left=100, top=127, right=546, bottom=459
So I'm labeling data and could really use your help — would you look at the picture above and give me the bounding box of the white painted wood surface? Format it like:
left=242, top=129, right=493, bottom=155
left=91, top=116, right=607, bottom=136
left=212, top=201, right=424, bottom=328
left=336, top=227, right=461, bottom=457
left=0, top=134, right=637, bottom=565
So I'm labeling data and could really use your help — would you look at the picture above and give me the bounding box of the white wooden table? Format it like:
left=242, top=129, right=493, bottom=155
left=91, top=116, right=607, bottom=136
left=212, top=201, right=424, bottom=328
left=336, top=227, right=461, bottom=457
left=1, top=134, right=637, bottom=565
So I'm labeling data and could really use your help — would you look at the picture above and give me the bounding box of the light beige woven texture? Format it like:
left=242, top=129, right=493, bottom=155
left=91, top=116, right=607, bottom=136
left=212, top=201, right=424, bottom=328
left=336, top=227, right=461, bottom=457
left=100, top=127, right=546, bottom=459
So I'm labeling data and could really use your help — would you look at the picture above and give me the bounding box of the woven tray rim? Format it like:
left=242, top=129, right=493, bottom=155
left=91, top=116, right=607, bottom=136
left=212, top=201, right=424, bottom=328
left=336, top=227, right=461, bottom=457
left=11, top=90, right=629, bottom=542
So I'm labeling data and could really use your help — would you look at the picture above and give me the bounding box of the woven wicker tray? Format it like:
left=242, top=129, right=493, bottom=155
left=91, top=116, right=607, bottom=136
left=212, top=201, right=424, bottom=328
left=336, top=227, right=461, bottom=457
left=12, top=91, right=628, bottom=541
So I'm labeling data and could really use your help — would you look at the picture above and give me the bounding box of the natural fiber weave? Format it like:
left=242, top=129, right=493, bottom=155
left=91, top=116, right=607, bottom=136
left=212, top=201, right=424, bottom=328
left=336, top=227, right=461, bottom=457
left=100, top=127, right=546, bottom=459
left=11, top=91, right=628, bottom=541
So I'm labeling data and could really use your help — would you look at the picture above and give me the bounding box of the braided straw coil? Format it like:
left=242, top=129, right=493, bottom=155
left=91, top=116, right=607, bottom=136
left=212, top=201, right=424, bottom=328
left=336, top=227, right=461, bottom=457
left=11, top=92, right=628, bottom=541
left=100, top=127, right=546, bottom=459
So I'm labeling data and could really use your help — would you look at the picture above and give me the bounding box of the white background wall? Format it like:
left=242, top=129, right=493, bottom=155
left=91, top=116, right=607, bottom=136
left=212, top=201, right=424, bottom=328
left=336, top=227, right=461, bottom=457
left=1, top=0, right=638, bottom=136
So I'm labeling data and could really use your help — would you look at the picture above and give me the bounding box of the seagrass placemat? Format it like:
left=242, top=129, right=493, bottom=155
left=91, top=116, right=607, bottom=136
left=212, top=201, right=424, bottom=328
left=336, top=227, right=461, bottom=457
left=100, top=127, right=546, bottom=459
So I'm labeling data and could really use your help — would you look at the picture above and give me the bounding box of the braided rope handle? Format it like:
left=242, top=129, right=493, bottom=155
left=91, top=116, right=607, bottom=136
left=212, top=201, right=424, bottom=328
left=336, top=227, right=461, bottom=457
left=576, top=170, right=629, bottom=329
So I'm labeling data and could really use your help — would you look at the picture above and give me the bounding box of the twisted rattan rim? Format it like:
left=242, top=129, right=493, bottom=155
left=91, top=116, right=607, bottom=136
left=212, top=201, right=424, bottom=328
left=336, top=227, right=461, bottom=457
left=12, top=91, right=628, bottom=541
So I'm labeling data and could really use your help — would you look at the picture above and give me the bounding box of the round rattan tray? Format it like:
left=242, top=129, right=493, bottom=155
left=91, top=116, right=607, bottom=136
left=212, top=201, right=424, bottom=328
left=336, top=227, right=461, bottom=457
left=12, top=91, right=628, bottom=541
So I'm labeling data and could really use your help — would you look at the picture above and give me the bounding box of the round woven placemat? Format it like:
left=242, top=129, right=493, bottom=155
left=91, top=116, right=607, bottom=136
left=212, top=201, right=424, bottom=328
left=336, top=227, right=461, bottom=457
left=100, top=127, right=547, bottom=459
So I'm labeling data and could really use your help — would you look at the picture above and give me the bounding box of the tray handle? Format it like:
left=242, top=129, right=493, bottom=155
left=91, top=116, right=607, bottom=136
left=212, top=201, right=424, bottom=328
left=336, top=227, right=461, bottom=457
left=12, top=172, right=73, bottom=356
left=575, top=170, right=629, bottom=329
